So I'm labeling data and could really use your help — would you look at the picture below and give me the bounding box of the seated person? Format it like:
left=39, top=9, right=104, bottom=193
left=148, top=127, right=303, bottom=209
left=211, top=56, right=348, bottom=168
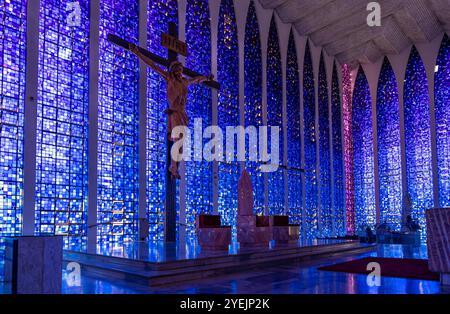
left=402, top=215, right=420, bottom=233
left=365, top=226, right=376, bottom=243
left=376, top=221, right=391, bottom=234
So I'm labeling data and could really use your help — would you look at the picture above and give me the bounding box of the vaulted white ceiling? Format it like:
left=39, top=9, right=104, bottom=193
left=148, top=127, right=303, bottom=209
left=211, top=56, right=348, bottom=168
left=259, top=0, right=450, bottom=67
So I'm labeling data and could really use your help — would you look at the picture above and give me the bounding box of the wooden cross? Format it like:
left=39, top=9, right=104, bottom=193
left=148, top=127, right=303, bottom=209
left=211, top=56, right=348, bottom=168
left=108, top=23, right=220, bottom=243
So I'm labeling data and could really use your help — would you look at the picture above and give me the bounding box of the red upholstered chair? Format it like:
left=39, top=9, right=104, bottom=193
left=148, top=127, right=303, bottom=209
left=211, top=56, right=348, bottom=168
left=196, top=214, right=231, bottom=250
left=256, top=215, right=270, bottom=227
left=270, top=215, right=300, bottom=244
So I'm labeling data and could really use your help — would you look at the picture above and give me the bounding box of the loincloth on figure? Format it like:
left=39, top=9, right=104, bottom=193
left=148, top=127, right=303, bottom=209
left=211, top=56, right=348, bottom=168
left=165, top=108, right=188, bottom=141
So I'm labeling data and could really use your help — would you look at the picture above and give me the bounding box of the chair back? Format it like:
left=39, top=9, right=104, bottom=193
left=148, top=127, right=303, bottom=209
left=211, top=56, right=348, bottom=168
left=198, top=215, right=221, bottom=228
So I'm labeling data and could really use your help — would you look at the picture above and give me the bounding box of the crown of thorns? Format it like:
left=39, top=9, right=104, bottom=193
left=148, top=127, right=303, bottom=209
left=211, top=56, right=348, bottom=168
left=169, top=61, right=183, bottom=72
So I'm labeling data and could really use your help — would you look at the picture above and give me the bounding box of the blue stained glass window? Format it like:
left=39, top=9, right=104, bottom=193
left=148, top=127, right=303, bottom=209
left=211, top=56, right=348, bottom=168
left=98, top=0, right=140, bottom=245
left=0, top=0, right=26, bottom=236
left=286, top=30, right=302, bottom=225
left=185, top=0, right=213, bottom=238
left=352, top=67, right=376, bottom=229
left=376, top=57, right=402, bottom=231
left=435, top=35, right=450, bottom=208
left=404, top=46, right=433, bottom=234
left=147, top=0, right=178, bottom=241
left=303, top=42, right=318, bottom=238
left=0, top=238, right=5, bottom=280
left=35, top=0, right=89, bottom=248
left=218, top=0, right=239, bottom=227
left=318, top=53, right=332, bottom=236
left=267, top=16, right=284, bottom=216
left=331, top=63, right=345, bottom=236
left=244, top=1, right=264, bottom=215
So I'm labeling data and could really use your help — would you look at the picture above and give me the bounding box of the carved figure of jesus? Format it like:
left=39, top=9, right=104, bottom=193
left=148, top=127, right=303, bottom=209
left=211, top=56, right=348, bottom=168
left=129, top=44, right=213, bottom=179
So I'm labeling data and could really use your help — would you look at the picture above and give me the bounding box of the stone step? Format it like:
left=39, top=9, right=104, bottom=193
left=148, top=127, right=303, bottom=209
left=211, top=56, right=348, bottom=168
left=64, top=242, right=375, bottom=287
left=65, top=241, right=363, bottom=272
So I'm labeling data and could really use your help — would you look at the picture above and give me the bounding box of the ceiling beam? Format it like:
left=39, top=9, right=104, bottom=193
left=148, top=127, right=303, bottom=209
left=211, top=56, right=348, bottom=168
left=259, top=0, right=450, bottom=67
left=258, top=0, right=289, bottom=10
left=294, top=0, right=368, bottom=36
left=428, top=0, right=450, bottom=31
left=394, top=0, right=442, bottom=42
left=275, top=0, right=335, bottom=24
left=337, top=40, right=382, bottom=65
left=309, top=0, right=404, bottom=47
left=325, top=17, right=410, bottom=56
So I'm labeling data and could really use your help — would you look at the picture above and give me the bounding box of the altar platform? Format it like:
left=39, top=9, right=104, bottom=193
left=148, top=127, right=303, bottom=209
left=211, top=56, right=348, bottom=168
left=64, top=239, right=376, bottom=287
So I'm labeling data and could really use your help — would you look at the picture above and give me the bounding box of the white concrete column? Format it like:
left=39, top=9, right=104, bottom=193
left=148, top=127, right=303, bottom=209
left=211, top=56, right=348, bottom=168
left=87, top=0, right=100, bottom=253
left=138, top=0, right=148, bottom=239
left=210, top=0, right=220, bottom=215
left=22, top=0, right=40, bottom=236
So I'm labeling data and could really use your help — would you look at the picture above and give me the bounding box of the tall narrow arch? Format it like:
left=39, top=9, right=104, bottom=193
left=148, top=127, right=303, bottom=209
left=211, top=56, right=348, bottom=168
left=303, top=42, right=318, bottom=238
left=435, top=35, right=450, bottom=208
left=404, top=46, right=433, bottom=233
left=185, top=0, right=213, bottom=238
left=97, top=0, right=140, bottom=244
left=267, top=15, right=284, bottom=216
left=35, top=0, right=90, bottom=247
left=352, top=67, right=376, bottom=229
left=376, top=57, right=402, bottom=230
left=0, top=0, right=27, bottom=236
left=318, top=52, right=331, bottom=236
left=146, top=0, right=178, bottom=241
left=286, top=30, right=302, bottom=225
left=331, top=62, right=345, bottom=236
left=217, top=0, right=239, bottom=227
left=244, top=1, right=264, bottom=215
left=342, top=64, right=355, bottom=234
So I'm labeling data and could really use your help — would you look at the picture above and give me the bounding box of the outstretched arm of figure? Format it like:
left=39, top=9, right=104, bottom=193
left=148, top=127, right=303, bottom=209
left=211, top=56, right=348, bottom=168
left=129, top=44, right=168, bottom=80
left=189, top=74, right=214, bottom=85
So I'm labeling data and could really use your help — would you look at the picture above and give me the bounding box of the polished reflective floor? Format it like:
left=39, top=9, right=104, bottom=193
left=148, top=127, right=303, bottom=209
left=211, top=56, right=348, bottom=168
left=1, top=244, right=447, bottom=294
left=80, top=239, right=354, bottom=263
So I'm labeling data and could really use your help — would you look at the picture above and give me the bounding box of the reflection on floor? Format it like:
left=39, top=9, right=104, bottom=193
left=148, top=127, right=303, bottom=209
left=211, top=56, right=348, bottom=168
left=0, top=244, right=446, bottom=294
left=86, top=239, right=355, bottom=263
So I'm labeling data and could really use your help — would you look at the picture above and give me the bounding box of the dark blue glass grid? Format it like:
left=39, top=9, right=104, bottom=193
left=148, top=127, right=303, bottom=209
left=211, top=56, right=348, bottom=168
left=303, top=42, right=318, bottom=238
left=352, top=67, right=376, bottom=229
left=331, top=63, right=345, bottom=236
left=146, top=0, right=178, bottom=241
left=318, top=53, right=332, bottom=236
left=376, top=57, right=402, bottom=231
left=218, top=0, right=239, bottom=228
left=97, top=0, right=140, bottom=244
left=286, top=30, right=302, bottom=225
left=185, top=0, right=213, bottom=239
left=404, top=46, right=433, bottom=235
left=244, top=1, right=264, bottom=215
left=35, top=0, right=89, bottom=248
left=267, top=16, right=284, bottom=216
left=0, top=0, right=26, bottom=236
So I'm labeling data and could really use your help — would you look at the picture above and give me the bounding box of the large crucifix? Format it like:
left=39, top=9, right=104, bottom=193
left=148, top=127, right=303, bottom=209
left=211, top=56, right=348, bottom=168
left=108, top=22, right=220, bottom=242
